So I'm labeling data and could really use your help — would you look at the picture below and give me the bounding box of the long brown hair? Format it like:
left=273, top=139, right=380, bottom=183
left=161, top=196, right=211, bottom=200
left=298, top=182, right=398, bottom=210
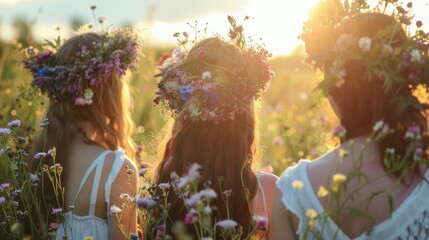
left=155, top=37, right=258, bottom=236
left=29, top=32, right=135, bottom=214
left=329, top=13, right=428, bottom=177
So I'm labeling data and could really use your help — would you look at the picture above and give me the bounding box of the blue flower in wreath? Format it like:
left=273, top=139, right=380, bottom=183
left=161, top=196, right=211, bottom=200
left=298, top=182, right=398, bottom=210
left=38, top=66, right=50, bottom=77
left=179, top=84, right=194, bottom=101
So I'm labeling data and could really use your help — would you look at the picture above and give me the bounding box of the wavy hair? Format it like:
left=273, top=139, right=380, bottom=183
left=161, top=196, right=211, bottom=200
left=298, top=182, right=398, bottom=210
left=29, top=32, right=135, bottom=216
left=155, top=37, right=259, bottom=237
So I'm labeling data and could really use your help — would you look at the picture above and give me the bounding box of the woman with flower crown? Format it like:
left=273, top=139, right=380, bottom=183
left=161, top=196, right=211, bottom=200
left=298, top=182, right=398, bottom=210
left=24, top=29, right=141, bottom=239
left=152, top=18, right=278, bottom=239
left=273, top=1, right=429, bottom=239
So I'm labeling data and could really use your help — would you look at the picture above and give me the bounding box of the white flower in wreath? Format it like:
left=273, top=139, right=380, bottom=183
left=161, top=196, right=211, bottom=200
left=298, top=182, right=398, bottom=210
left=382, top=44, right=394, bottom=55
left=201, top=71, right=212, bottom=80
left=410, top=49, right=422, bottom=62
left=358, top=37, right=372, bottom=52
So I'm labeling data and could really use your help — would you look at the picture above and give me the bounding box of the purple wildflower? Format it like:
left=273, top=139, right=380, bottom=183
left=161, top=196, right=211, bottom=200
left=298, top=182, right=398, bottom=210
left=0, top=183, right=10, bottom=191
left=0, top=128, right=11, bottom=136
left=136, top=197, right=156, bottom=209
left=7, top=120, right=21, bottom=128
left=130, top=232, right=139, bottom=240
left=34, top=152, right=47, bottom=159
left=51, top=208, right=63, bottom=214
left=216, top=219, right=238, bottom=229
left=0, top=197, right=6, bottom=205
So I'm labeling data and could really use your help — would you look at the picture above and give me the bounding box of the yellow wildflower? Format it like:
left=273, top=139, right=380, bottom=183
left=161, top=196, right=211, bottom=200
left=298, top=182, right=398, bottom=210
left=308, top=220, right=316, bottom=228
left=292, top=180, right=304, bottom=189
left=84, top=237, right=94, bottom=240
left=305, top=208, right=317, bottom=219
left=317, top=186, right=329, bottom=198
left=332, top=173, right=347, bottom=184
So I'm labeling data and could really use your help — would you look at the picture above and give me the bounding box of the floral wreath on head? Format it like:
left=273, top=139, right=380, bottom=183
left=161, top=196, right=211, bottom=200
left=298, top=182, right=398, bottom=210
left=302, top=0, right=429, bottom=116
left=153, top=16, right=274, bottom=124
left=23, top=27, right=142, bottom=106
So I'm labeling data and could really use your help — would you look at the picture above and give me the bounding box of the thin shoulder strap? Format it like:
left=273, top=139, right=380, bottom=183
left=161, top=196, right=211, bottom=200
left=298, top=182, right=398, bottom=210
left=71, top=150, right=112, bottom=213
left=104, top=150, right=126, bottom=219
left=253, top=171, right=269, bottom=220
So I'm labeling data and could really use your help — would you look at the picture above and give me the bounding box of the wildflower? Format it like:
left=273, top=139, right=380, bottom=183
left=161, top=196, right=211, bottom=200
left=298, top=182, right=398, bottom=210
left=29, top=173, right=40, bottom=184
left=40, top=118, right=50, bottom=128
left=308, top=220, right=316, bottom=228
left=373, top=120, right=384, bottom=131
left=178, top=85, right=194, bottom=101
left=110, top=205, right=122, bottom=214
left=136, top=197, right=156, bottom=209
left=199, top=189, right=217, bottom=199
left=51, top=208, right=63, bottom=214
left=305, top=209, right=317, bottom=219
left=34, top=152, right=47, bottom=159
left=400, top=15, right=411, bottom=25
left=216, top=219, right=238, bottom=229
left=416, top=20, right=423, bottom=28
left=410, top=49, right=422, bottom=62
left=317, top=186, right=329, bottom=198
left=84, top=237, right=93, bottom=240
left=332, top=125, right=346, bottom=138
left=185, top=193, right=202, bottom=207
left=12, top=201, right=19, bottom=208
left=7, top=120, right=21, bottom=128
left=382, top=44, right=394, bottom=55
left=9, top=190, right=20, bottom=198
left=204, top=205, right=212, bottom=215
left=223, top=189, right=232, bottom=196
left=155, top=224, right=167, bottom=238
left=338, top=149, right=349, bottom=158
left=139, top=168, right=148, bottom=177
left=69, top=205, right=75, bottom=211
left=292, top=180, right=304, bottom=189
left=0, top=183, right=10, bottom=191
left=48, top=222, right=59, bottom=230
left=98, top=16, right=107, bottom=24
left=0, top=128, right=12, bottom=136
left=358, top=37, right=372, bottom=52
left=0, top=197, right=6, bottom=205
left=406, top=125, right=421, bottom=139
left=201, top=71, right=212, bottom=80
left=83, top=88, right=94, bottom=105
left=119, top=193, right=132, bottom=200
left=0, top=148, right=3, bottom=155
left=130, top=232, right=139, bottom=240
left=201, top=238, right=213, bottom=240
left=74, top=98, right=86, bottom=106
left=158, top=183, right=171, bottom=189
left=253, top=215, right=268, bottom=230
left=184, top=211, right=198, bottom=224
left=177, top=163, right=201, bottom=188
left=332, top=173, right=347, bottom=184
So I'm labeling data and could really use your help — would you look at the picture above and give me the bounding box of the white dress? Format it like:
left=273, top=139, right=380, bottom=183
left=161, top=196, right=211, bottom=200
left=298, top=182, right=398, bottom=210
left=277, top=160, right=429, bottom=240
left=55, top=149, right=129, bottom=240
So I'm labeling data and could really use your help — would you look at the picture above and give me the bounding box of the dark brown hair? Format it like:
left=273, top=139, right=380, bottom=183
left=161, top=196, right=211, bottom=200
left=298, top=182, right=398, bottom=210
left=330, top=13, right=428, bottom=177
left=155, top=37, right=258, bottom=236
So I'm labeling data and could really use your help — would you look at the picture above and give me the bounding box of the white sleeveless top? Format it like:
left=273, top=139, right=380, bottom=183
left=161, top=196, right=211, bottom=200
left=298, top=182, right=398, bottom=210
left=55, top=149, right=128, bottom=240
left=277, top=160, right=429, bottom=240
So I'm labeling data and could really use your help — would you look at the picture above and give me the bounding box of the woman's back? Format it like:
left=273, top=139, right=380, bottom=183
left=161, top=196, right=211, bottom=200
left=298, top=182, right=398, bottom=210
left=55, top=142, right=138, bottom=239
left=276, top=137, right=429, bottom=239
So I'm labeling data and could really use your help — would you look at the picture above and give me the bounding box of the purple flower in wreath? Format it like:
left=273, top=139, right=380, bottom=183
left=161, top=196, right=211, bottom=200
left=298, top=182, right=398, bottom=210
left=37, top=52, right=52, bottom=65
left=207, top=91, right=220, bottom=109
left=179, top=85, right=194, bottom=101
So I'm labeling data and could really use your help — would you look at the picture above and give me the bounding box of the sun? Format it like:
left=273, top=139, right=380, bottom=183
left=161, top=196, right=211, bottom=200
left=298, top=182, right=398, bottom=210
left=235, top=0, right=321, bottom=55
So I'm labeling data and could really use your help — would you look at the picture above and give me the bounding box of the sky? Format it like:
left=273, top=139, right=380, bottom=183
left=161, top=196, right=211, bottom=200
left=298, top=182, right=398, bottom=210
left=0, top=0, right=428, bottom=55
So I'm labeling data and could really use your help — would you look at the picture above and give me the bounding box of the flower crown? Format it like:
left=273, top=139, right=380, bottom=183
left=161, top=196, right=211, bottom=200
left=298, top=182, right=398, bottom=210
left=23, top=27, right=142, bottom=106
left=302, top=0, right=429, bottom=113
left=153, top=16, right=274, bottom=123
